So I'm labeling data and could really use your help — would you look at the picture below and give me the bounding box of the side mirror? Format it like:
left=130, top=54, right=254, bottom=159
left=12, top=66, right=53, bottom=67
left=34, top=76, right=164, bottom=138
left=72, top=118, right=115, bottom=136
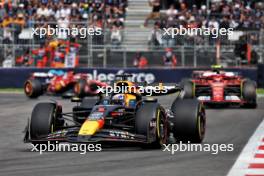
left=143, top=97, right=157, bottom=102
left=71, top=97, right=82, bottom=103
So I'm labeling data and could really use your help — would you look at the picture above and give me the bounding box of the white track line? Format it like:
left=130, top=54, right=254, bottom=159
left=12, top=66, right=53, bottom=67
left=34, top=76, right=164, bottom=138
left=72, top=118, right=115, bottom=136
left=245, top=169, right=264, bottom=175
left=250, top=158, right=264, bottom=163
left=256, top=150, right=264, bottom=154
left=227, top=118, right=264, bottom=176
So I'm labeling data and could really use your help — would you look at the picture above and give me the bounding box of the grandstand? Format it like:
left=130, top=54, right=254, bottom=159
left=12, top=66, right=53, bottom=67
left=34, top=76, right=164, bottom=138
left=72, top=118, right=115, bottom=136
left=0, top=0, right=263, bottom=68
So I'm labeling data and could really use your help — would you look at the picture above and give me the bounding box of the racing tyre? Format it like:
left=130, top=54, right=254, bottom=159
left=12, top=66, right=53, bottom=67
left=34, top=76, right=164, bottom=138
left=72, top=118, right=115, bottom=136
left=24, top=79, right=43, bottom=98
left=135, top=103, right=168, bottom=148
left=74, top=79, right=86, bottom=97
left=30, top=103, right=63, bottom=141
left=171, top=99, right=206, bottom=143
left=242, top=80, right=257, bottom=108
left=73, top=97, right=99, bottom=123
left=180, top=79, right=194, bottom=99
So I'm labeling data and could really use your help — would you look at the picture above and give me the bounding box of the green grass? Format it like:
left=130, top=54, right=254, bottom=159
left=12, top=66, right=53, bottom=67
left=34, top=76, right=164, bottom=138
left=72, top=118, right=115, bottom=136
left=0, top=88, right=24, bottom=93
left=257, top=89, right=264, bottom=95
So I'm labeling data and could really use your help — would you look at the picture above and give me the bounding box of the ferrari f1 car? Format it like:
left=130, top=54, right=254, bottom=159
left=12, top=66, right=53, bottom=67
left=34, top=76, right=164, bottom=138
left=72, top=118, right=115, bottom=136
left=24, top=70, right=104, bottom=98
left=24, top=75, right=206, bottom=148
left=180, top=67, right=257, bottom=108
left=74, top=79, right=108, bottom=98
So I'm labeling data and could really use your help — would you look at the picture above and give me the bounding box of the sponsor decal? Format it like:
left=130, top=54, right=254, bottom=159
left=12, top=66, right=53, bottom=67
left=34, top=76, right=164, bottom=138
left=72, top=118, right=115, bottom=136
left=109, top=130, right=135, bottom=139
left=85, top=70, right=155, bottom=83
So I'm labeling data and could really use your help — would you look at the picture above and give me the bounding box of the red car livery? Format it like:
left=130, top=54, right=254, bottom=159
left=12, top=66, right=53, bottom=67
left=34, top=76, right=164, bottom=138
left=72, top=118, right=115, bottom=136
left=181, top=69, right=257, bottom=108
left=24, top=71, right=106, bottom=98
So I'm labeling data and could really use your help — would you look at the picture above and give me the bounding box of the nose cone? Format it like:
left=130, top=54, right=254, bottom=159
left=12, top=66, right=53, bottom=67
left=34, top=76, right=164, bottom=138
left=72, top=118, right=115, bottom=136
left=78, top=120, right=104, bottom=136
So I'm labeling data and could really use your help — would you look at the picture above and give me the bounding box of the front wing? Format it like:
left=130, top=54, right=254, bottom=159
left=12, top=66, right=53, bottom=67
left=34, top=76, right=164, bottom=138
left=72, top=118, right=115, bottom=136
left=24, top=126, right=151, bottom=144
left=197, top=95, right=247, bottom=104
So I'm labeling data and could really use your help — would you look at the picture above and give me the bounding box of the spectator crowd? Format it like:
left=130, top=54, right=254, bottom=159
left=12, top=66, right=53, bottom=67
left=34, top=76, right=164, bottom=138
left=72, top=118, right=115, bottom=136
left=0, top=0, right=127, bottom=45
left=0, top=0, right=262, bottom=67
left=0, top=0, right=127, bottom=67
left=148, top=0, right=264, bottom=47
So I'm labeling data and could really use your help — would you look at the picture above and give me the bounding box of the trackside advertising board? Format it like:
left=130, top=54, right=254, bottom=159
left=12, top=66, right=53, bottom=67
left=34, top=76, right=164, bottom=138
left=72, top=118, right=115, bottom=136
left=0, top=67, right=258, bottom=88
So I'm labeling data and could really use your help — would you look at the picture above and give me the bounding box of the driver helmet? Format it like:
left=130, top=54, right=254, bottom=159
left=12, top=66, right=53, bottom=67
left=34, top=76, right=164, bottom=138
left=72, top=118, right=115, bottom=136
left=166, top=51, right=172, bottom=58
left=112, top=94, right=125, bottom=105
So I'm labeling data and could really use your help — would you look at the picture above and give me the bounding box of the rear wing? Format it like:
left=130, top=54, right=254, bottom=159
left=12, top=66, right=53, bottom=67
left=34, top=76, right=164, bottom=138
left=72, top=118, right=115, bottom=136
left=32, top=72, right=55, bottom=78
left=31, top=70, right=65, bottom=78
left=192, top=70, right=241, bottom=78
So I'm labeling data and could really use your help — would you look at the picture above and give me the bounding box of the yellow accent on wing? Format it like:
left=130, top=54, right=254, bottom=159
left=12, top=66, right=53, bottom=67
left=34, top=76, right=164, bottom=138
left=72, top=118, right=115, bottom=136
left=125, top=94, right=136, bottom=106
left=78, top=120, right=99, bottom=135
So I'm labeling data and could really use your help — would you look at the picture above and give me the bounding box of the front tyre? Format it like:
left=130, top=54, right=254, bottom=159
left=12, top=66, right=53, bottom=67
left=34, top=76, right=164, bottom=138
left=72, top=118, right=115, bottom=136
left=242, top=80, right=257, bottom=108
left=135, top=103, right=168, bottom=148
left=171, top=99, right=206, bottom=143
left=30, top=103, right=63, bottom=141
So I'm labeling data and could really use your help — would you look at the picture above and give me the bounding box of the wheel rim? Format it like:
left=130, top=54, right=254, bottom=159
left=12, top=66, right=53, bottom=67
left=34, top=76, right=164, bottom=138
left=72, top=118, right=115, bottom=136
left=198, top=106, right=206, bottom=140
left=157, top=110, right=168, bottom=144
left=25, top=82, right=33, bottom=96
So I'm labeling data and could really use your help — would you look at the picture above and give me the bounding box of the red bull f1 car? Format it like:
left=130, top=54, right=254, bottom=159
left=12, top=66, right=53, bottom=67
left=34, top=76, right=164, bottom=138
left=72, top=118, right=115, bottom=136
left=24, top=74, right=206, bottom=148
left=180, top=67, right=257, bottom=108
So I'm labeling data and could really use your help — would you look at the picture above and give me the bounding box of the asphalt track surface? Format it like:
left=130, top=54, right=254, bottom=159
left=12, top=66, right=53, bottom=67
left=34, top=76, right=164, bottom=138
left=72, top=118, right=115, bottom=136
left=0, top=94, right=263, bottom=176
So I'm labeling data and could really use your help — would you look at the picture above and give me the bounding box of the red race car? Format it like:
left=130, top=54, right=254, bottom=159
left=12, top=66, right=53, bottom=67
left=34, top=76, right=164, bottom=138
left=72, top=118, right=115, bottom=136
left=24, top=70, right=105, bottom=98
left=180, top=67, right=257, bottom=108
left=74, top=79, right=108, bottom=98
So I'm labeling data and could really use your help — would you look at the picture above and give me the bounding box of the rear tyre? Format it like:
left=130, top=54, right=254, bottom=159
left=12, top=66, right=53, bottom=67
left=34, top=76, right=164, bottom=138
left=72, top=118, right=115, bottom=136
left=242, top=80, right=257, bottom=108
left=171, top=99, right=206, bottom=143
left=180, top=79, right=194, bottom=98
left=30, top=103, right=63, bottom=142
left=24, top=79, right=43, bottom=98
left=135, top=103, right=168, bottom=148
